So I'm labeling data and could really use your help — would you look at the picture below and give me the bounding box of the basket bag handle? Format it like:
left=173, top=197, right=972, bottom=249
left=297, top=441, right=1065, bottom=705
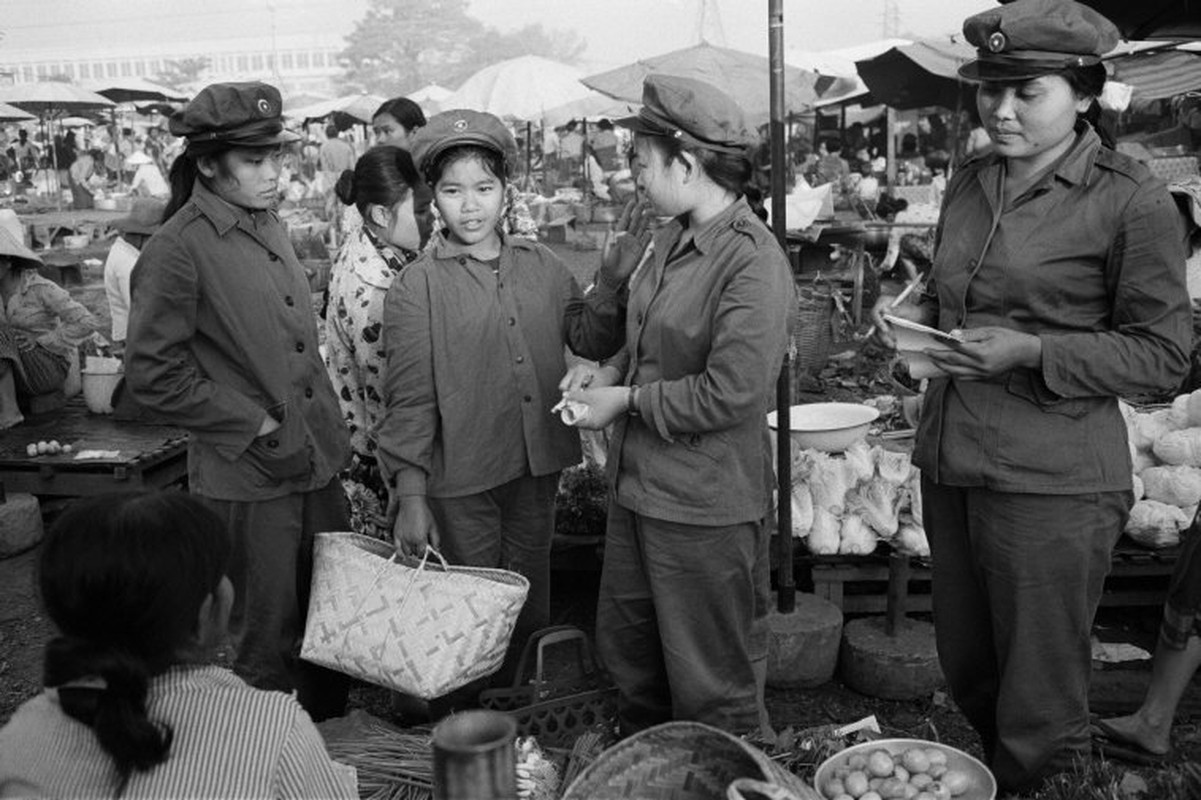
left=507, top=625, right=603, bottom=698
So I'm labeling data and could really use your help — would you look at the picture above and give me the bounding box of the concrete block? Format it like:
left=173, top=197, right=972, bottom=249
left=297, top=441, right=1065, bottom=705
left=766, top=591, right=843, bottom=689
left=0, top=493, right=43, bottom=558
left=840, top=616, right=943, bottom=701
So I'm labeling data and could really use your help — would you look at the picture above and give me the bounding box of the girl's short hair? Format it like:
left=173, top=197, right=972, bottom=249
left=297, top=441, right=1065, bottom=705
left=335, top=145, right=421, bottom=218
left=638, top=133, right=752, bottom=198
left=423, top=144, right=508, bottom=188
left=373, top=97, right=427, bottom=133
left=39, top=491, right=231, bottom=791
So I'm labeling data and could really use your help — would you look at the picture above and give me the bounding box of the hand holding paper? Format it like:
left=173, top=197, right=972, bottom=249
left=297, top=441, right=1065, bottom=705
left=883, top=315, right=964, bottom=379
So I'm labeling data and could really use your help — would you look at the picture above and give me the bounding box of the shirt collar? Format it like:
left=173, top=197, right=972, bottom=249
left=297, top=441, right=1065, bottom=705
left=665, top=196, right=755, bottom=256
left=976, top=122, right=1101, bottom=195
left=430, top=229, right=532, bottom=261
left=189, top=179, right=279, bottom=236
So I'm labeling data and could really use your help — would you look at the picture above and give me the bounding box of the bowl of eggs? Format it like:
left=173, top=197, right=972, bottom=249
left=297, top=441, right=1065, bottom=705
left=813, top=738, right=996, bottom=800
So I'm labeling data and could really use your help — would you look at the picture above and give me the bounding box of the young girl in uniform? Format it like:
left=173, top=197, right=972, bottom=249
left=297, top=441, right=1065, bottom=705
left=0, top=491, right=355, bottom=799
left=377, top=110, right=623, bottom=687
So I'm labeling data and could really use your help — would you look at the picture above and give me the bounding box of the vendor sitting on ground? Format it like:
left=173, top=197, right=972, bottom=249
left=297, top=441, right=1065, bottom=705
left=0, top=219, right=96, bottom=427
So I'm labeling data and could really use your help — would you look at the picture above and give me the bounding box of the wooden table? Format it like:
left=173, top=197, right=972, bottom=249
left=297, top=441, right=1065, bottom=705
left=17, top=209, right=126, bottom=249
left=0, top=397, right=187, bottom=500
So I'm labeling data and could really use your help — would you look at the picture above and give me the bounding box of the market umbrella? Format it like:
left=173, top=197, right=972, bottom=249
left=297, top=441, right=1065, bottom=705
left=541, top=94, right=636, bottom=129
left=409, top=83, right=452, bottom=106
left=581, top=41, right=828, bottom=123
left=285, top=93, right=387, bottom=126
left=441, top=55, right=597, bottom=121
left=86, top=77, right=190, bottom=104
left=0, top=102, right=35, bottom=123
left=57, top=116, right=97, bottom=128
left=0, top=82, right=116, bottom=117
left=853, top=39, right=977, bottom=111
left=0, top=83, right=116, bottom=210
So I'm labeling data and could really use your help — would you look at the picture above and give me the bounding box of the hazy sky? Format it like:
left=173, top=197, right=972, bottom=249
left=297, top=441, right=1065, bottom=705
left=0, top=0, right=998, bottom=67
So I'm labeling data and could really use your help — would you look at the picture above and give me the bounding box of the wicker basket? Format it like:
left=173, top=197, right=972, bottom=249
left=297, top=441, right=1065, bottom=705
left=479, top=626, right=618, bottom=749
left=560, top=721, right=822, bottom=800
left=791, top=278, right=839, bottom=379
left=301, top=534, right=529, bottom=699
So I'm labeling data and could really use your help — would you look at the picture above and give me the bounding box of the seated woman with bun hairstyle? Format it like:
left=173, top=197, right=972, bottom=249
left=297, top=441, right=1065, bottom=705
left=0, top=491, right=356, bottom=799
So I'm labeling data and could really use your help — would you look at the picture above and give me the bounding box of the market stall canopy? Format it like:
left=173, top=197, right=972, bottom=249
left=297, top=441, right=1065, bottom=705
left=86, top=78, right=189, bottom=104
left=582, top=41, right=828, bottom=123
left=440, top=56, right=596, bottom=120
left=854, top=39, right=977, bottom=111
left=1018, top=0, right=1201, bottom=40
left=285, top=93, right=387, bottom=125
left=0, top=102, right=35, bottom=123
left=0, top=83, right=116, bottom=116
left=1109, top=48, right=1201, bottom=101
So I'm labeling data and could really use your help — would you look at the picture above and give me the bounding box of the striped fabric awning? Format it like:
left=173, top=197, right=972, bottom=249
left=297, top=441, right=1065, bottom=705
left=1110, top=50, right=1201, bottom=102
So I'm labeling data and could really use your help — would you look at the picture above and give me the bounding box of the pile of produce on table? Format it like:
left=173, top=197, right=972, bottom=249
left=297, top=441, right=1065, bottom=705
left=1123, top=391, right=1201, bottom=548
left=786, top=435, right=928, bottom=558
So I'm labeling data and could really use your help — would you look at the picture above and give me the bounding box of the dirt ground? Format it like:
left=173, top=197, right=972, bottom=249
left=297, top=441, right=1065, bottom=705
left=3, top=232, right=1201, bottom=797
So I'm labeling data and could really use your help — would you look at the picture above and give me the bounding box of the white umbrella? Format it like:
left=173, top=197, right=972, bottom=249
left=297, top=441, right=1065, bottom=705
left=285, top=93, right=387, bottom=125
left=542, top=94, right=636, bottom=128
left=409, top=83, right=452, bottom=105
left=441, top=55, right=595, bottom=120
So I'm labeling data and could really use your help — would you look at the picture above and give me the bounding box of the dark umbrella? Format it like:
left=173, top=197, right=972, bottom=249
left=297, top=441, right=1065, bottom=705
left=854, top=39, right=977, bottom=111
left=87, top=78, right=190, bottom=104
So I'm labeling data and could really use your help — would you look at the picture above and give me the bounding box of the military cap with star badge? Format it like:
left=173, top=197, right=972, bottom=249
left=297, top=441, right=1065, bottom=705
left=169, top=81, right=300, bottom=146
left=958, top=0, right=1121, bottom=82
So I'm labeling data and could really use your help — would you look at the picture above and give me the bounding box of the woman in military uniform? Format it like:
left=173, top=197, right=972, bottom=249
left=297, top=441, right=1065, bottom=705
left=874, top=0, right=1191, bottom=791
left=561, top=74, right=793, bottom=735
left=124, top=82, right=351, bottom=721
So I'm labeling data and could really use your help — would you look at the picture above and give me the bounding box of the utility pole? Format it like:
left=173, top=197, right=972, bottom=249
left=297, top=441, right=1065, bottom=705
left=696, top=0, right=728, bottom=46
left=883, top=0, right=901, bottom=38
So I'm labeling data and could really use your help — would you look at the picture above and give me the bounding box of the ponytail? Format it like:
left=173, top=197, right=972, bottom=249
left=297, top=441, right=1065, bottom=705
left=38, top=492, right=232, bottom=793
left=162, top=141, right=233, bottom=222
left=44, top=637, right=173, bottom=795
left=162, top=154, right=200, bottom=222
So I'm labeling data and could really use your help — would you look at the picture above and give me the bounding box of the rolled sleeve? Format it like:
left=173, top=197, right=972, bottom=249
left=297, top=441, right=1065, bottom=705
left=1040, top=182, right=1190, bottom=399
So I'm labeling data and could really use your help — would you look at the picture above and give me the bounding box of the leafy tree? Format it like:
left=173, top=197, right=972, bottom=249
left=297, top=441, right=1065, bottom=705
left=339, top=0, right=586, bottom=96
left=155, top=57, right=211, bottom=91
left=339, top=0, right=482, bottom=95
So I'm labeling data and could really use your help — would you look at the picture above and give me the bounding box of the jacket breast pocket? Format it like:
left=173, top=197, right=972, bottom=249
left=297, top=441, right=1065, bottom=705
left=243, top=411, right=313, bottom=486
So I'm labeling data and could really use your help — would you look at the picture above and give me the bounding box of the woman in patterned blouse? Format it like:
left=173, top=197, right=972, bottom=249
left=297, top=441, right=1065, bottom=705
left=324, top=146, right=433, bottom=535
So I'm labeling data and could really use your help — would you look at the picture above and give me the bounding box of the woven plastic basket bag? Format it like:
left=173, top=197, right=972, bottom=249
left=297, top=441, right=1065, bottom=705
left=301, top=533, right=529, bottom=699
left=561, top=721, right=822, bottom=800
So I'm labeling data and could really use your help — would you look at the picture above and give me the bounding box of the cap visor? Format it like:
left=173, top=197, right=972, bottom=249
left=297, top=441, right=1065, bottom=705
left=958, top=59, right=1063, bottom=82
left=226, top=129, right=302, bottom=147
left=615, top=113, right=672, bottom=137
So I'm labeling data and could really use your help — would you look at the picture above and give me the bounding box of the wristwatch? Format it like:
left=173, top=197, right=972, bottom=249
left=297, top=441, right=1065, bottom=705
left=627, top=385, right=640, bottom=417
